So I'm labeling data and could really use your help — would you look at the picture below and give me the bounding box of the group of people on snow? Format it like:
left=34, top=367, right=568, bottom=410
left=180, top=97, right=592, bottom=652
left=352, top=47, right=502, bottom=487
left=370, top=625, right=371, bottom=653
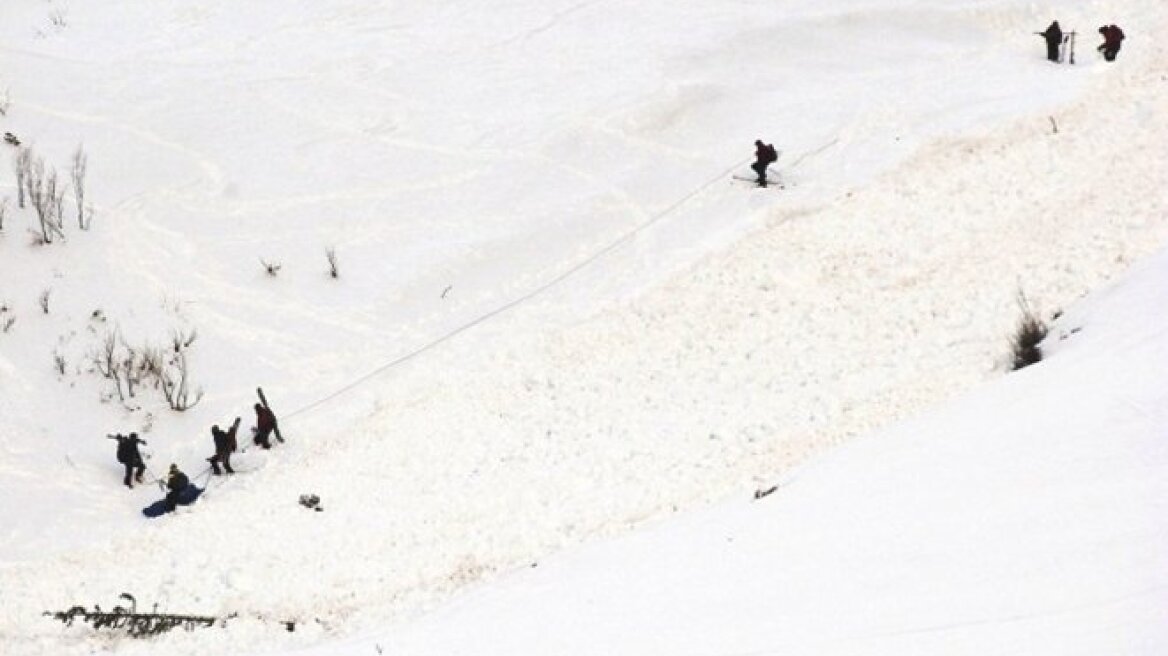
left=111, top=401, right=280, bottom=511
left=749, top=17, right=1128, bottom=189
left=1037, top=20, right=1124, bottom=63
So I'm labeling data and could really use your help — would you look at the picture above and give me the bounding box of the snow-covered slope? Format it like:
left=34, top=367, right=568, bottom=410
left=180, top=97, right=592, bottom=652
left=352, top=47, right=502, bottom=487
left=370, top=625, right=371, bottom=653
left=310, top=248, right=1168, bottom=656
left=0, top=0, right=1165, bottom=653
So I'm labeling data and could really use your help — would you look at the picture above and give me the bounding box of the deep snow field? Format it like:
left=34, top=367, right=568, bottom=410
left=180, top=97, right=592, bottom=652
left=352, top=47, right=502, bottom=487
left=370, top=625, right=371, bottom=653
left=0, top=0, right=1166, bottom=654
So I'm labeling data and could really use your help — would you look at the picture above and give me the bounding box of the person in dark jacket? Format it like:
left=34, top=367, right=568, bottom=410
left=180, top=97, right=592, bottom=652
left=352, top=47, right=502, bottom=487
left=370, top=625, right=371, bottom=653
left=207, top=418, right=240, bottom=475
left=164, top=464, right=190, bottom=511
left=1038, top=21, right=1063, bottom=62
left=1097, top=24, right=1124, bottom=61
left=751, top=139, right=778, bottom=187
left=253, top=403, right=278, bottom=450
left=110, top=432, right=147, bottom=488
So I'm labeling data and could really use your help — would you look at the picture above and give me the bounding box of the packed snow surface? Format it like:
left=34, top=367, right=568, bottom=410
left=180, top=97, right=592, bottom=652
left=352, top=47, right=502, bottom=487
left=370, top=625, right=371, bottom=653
left=0, top=0, right=1165, bottom=654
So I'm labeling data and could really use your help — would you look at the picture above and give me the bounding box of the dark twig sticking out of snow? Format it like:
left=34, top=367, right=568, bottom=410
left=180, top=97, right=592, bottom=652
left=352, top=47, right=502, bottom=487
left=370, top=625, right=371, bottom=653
left=43, top=594, right=218, bottom=638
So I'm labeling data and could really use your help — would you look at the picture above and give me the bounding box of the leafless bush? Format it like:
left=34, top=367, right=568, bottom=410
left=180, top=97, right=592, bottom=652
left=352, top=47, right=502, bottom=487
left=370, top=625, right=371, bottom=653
left=0, top=197, right=8, bottom=231
left=38, top=288, right=51, bottom=314
left=261, top=259, right=282, bottom=277
left=0, top=88, right=10, bottom=116
left=325, top=247, right=339, bottom=279
left=1010, top=290, right=1049, bottom=370
left=14, top=148, right=31, bottom=209
left=89, top=328, right=204, bottom=410
left=170, top=327, right=197, bottom=352
left=27, top=154, right=66, bottom=244
left=159, top=351, right=203, bottom=411
left=138, top=346, right=163, bottom=379
left=48, top=9, right=67, bottom=28
left=71, top=146, right=88, bottom=229
left=93, top=331, right=125, bottom=401
left=53, top=351, right=66, bottom=375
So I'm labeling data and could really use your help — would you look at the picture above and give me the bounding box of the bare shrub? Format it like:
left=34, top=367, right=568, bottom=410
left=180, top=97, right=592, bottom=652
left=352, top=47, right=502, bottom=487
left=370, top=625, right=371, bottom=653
left=159, top=351, right=203, bottom=411
left=71, top=146, right=89, bottom=229
left=53, top=351, right=66, bottom=375
left=14, top=148, right=31, bottom=209
left=88, top=328, right=204, bottom=410
left=170, top=327, right=197, bottom=352
left=1010, top=290, right=1049, bottom=370
left=93, top=331, right=125, bottom=401
left=0, top=88, right=10, bottom=116
left=261, top=259, right=282, bottom=277
left=0, top=197, right=8, bottom=231
left=325, top=247, right=339, bottom=279
left=27, top=154, right=66, bottom=244
left=38, top=288, right=51, bottom=314
left=138, top=346, right=163, bottom=379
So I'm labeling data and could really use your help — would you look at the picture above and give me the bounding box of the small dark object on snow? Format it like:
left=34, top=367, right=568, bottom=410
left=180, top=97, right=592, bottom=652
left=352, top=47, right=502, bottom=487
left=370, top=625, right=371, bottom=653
left=299, top=493, right=323, bottom=511
left=3, top=132, right=19, bottom=146
left=753, top=485, right=778, bottom=500
left=43, top=594, right=218, bottom=638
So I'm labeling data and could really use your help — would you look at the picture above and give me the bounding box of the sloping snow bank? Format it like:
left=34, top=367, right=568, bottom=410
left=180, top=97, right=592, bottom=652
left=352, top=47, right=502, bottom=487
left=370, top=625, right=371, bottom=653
left=310, top=243, right=1168, bottom=656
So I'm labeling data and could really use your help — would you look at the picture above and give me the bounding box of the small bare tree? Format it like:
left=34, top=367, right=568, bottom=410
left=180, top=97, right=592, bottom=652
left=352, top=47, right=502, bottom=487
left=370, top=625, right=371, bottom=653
left=261, top=258, right=282, bottom=276
left=51, top=171, right=67, bottom=231
left=53, top=351, right=67, bottom=375
left=38, top=288, right=51, bottom=314
left=0, top=197, right=8, bottom=231
left=27, top=155, right=65, bottom=243
left=93, top=331, right=125, bottom=401
left=159, top=351, right=203, bottom=411
left=138, top=345, right=163, bottom=380
left=325, top=247, right=339, bottom=278
left=14, top=148, right=31, bottom=209
left=0, top=87, right=10, bottom=116
left=71, top=146, right=88, bottom=229
left=170, top=327, right=197, bottom=352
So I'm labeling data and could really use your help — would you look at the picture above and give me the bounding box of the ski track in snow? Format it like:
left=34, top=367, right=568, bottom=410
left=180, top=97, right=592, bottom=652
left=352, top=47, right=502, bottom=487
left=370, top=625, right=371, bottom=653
left=0, top=0, right=1166, bottom=653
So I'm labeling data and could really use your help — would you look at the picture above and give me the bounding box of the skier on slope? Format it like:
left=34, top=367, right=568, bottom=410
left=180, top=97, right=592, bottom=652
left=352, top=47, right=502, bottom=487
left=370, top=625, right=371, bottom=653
left=751, top=139, right=778, bottom=187
left=206, top=419, right=240, bottom=475
left=1097, top=24, right=1124, bottom=61
left=163, top=464, right=191, bottom=512
left=110, top=432, right=147, bottom=488
left=1037, top=21, right=1063, bottom=62
left=252, top=403, right=278, bottom=450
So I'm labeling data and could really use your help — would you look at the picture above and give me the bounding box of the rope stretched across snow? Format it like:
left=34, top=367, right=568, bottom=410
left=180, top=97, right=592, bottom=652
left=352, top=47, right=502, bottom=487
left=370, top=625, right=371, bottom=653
left=282, top=140, right=838, bottom=422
